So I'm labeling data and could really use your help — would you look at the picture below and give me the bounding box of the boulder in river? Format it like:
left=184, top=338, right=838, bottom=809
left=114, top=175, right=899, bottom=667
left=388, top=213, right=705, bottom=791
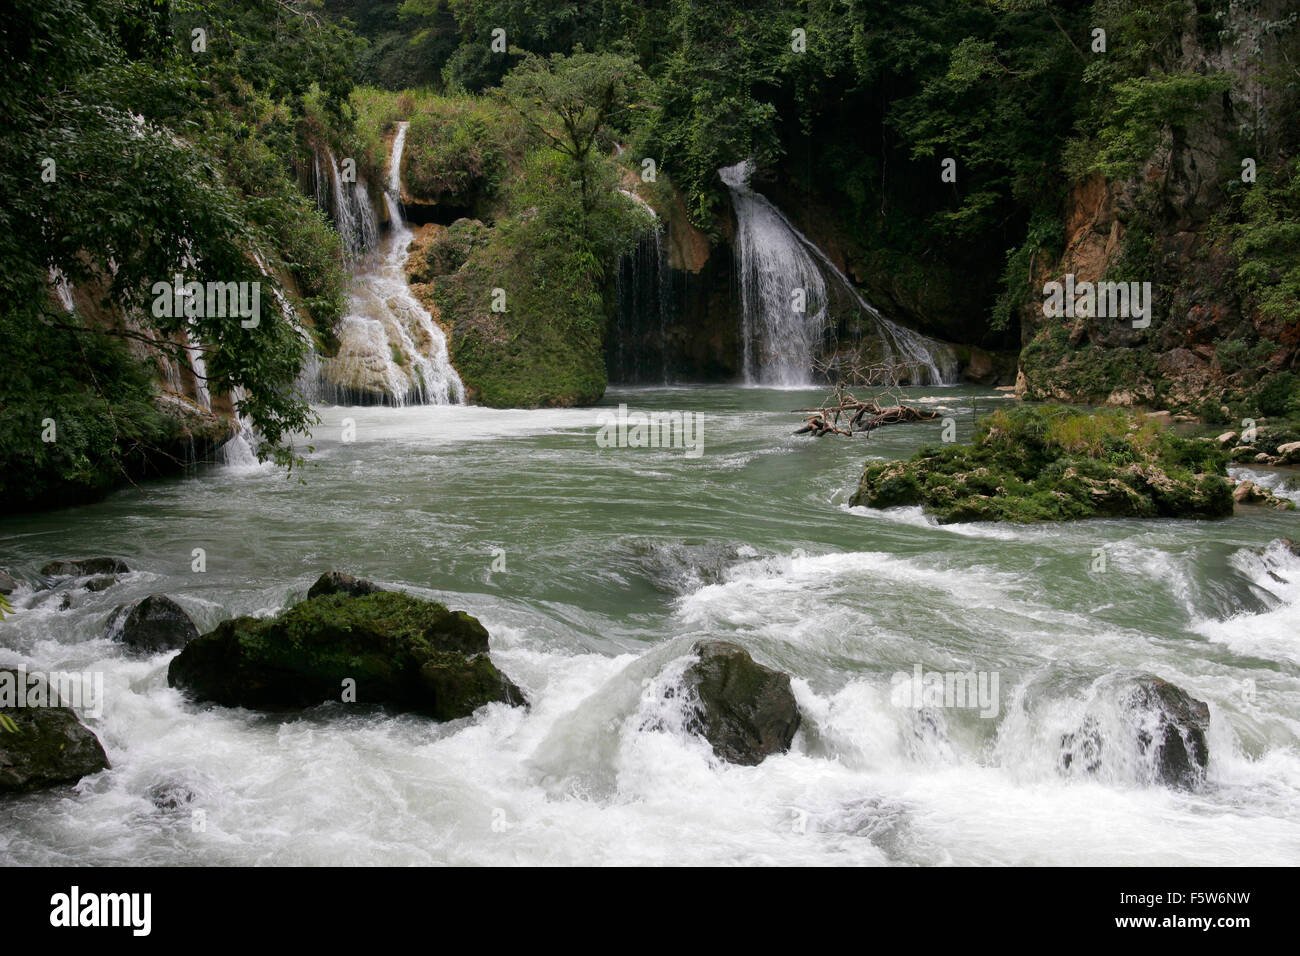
left=1124, top=676, right=1210, bottom=789
left=1062, top=675, right=1210, bottom=789
left=307, top=571, right=387, bottom=600
left=40, top=557, right=130, bottom=577
left=682, top=640, right=801, bottom=766
left=168, top=591, right=525, bottom=721
left=0, top=570, right=17, bottom=595
left=0, top=670, right=110, bottom=793
left=1233, top=480, right=1266, bottom=503
left=108, top=594, right=200, bottom=652
left=149, top=781, right=197, bottom=812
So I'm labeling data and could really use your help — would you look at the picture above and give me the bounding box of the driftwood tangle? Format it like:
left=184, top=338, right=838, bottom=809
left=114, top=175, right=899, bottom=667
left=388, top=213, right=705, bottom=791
left=793, top=359, right=939, bottom=437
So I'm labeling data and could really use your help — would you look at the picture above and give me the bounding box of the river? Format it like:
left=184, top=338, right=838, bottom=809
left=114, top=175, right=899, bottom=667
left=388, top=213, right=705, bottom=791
left=2, top=385, right=1299, bottom=864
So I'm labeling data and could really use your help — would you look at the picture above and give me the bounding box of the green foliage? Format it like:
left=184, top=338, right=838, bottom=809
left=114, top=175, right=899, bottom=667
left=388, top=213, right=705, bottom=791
left=499, top=48, right=645, bottom=212
left=436, top=144, right=650, bottom=407
left=1256, top=372, right=1299, bottom=418
left=1, top=0, right=359, bottom=509
left=993, top=213, right=1062, bottom=332
left=1230, top=158, right=1300, bottom=325
left=401, top=97, right=521, bottom=206
left=1087, top=72, right=1232, bottom=179
left=0, top=319, right=176, bottom=510
left=1214, top=336, right=1274, bottom=375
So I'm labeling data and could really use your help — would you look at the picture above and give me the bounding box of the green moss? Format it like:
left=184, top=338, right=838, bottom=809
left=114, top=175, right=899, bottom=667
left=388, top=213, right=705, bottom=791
left=431, top=149, right=648, bottom=408
left=851, top=405, right=1233, bottom=523
left=168, top=591, right=523, bottom=720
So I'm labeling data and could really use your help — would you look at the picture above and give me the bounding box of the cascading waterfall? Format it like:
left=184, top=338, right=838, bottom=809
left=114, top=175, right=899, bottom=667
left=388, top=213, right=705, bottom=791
left=216, top=385, right=260, bottom=467
left=719, top=160, right=957, bottom=387
left=317, top=147, right=379, bottom=261
left=610, top=196, right=674, bottom=385
left=48, top=266, right=75, bottom=312
left=317, top=122, right=464, bottom=406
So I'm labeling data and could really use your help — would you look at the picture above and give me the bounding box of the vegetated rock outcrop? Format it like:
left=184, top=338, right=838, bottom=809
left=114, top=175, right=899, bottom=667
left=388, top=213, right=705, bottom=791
left=1015, top=5, right=1299, bottom=427
left=681, top=640, right=801, bottom=766
left=1231, top=478, right=1293, bottom=510
left=168, top=590, right=525, bottom=721
left=851, top=405, right=1234, bottom=523
left=0, top=669, right=110, bottom=793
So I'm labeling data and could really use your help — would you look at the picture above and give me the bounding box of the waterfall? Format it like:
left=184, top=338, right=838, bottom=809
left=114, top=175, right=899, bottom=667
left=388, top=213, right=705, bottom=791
left=389, top=122, right=408, bottom=197
left=216, top=385, right=260, bottom=467
left=610, top=195, right=674, bottom=385
left=49, top=267, right=75, bottom=312
left=317, top=122, right=465, bottom=406
left=315, top=147, right=379, bottom=261
left=719, top=160, right=956, bottom=387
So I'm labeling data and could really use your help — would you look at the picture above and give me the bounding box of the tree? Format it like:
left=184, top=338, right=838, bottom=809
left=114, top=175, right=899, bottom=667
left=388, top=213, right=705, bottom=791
left=0, top=0, right=357, bottom=509
left=499, top=48, right=644, bottom=214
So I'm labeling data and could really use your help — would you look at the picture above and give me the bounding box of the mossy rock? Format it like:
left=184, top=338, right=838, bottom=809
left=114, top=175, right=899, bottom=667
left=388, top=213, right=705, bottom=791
left=0, top=670, right=110, bottom=793
left=852, top=404, right=1233, bottom=523
left=168, top=592, right=525, bottom=721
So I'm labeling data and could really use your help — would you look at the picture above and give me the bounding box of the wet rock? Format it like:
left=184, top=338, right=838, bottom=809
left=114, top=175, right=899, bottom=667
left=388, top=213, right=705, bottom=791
left=1058, top=676, right=1210, bottom=789
left=168, top=591, right=525, bottom=721
left=0, top=570, right=16, bottom=595
left=1263, top=537, right=1300, bottom=559
left=109, top=594, right=200, bottom=652
left=0, top=670, right=110, bottom=793
left=40, top=557, right=129, bottom=577
left=626, top=541, right=753, bottom=594
left=307, top=571, right=387, bottom=600
left=1125, top=676, right=1210, bottom=789
left=682, top=640, right=801, bottom=766
left=1059, top=717, right=1103, bottom=775
left=82, top=575, right=119, bottom=592
left=149, top=782, right=197, bottom=811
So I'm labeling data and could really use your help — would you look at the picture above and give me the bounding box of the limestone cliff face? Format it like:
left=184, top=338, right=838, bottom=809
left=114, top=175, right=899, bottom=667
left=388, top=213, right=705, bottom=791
left=1017, top=1, right=1298, bottom=416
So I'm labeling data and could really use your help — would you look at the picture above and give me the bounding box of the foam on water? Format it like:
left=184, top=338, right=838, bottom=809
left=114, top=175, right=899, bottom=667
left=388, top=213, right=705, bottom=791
left=1191, top=539, right=1300, bottom=664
